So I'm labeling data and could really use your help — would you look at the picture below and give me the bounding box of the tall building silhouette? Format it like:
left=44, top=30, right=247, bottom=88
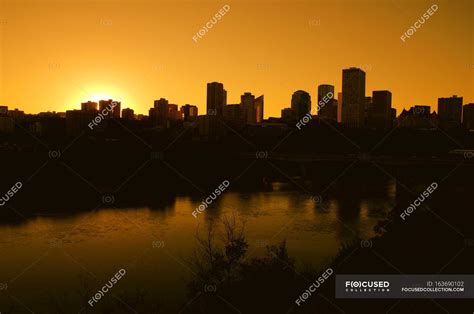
left=255, top=95, right=264, bottom=123
left=438, top=95, right=462, bottom=129
left=317, top=84, right=336, bottom=120
left=207, top=82, right=227, bottom=116
left=337, top=92, right=343, bottom=123
left=291, top=90, right=311, bottom=120
left=241, top=92, right=256, bottom=124
left=239, top=93, right=264, bottom=124
left=342, top=67, right=366, bottom=127
left=318, top=85, right=334, bottom=103
left=99, top=99, right=121, bottom=119
left=153, top=98, right=169, bottom=126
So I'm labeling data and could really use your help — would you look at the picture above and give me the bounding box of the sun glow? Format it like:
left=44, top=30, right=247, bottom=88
left=89, top=94, right=115, bottom=102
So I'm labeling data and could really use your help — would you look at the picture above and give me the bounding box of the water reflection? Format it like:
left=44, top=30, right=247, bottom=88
left=0, top=179, right=395, bottom=312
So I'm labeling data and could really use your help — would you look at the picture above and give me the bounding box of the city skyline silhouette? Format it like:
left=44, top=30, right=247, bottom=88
left=1, top=0, right=472, bottom=117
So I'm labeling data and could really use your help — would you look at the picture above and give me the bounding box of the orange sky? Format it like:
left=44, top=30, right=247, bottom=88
left=0, top=0, right=472, bottom=117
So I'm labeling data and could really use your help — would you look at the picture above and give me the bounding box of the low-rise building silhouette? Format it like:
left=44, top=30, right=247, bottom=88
left=181, top=104, right=198, bottom=121
left=122, top=108, right=135, bottom=120
left=463, top=103, right=474, bottom=130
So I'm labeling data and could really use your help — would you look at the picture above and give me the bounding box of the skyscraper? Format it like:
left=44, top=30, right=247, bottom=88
left=255, top=95, right=264, bottom=123
left=318, top=85, right=334, bottom=103
left=342, top=67, right=366, bottom=127
left=153, top=98, right=169, bottom=126
left=337, top=92, right=343, bottom=123
left=317, top=85, right=336, bottom=120
left=291, top=90, right=311, bottom=120
left=99, top=99, right=121, bottom=119
left=241, top=92, right=256, bottom=124
left=438, top=95, right=463, bottom=129
left=207, top=82, right=227, bottom=116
